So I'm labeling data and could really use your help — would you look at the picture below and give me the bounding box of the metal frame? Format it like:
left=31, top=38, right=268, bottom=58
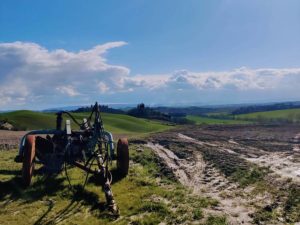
left=15, top=102, right=120, bottom=215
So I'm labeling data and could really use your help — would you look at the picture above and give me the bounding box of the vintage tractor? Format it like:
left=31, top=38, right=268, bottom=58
left=14, top=102, right=129, bottom=215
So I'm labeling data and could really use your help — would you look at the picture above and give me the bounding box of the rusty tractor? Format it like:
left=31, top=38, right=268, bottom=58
left=14, top=102, right=129, bottom=215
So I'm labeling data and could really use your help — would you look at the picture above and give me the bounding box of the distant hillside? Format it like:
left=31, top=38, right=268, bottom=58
left=128, top=103, right=195, bottom=124
left=186, top=115, right=250, bottom=125
left=235, top=108, right=300, bottom=123
left=43, top=104, right=125, bottom=114
left=0, top=110, right=170, bottom=135
left=72, top=105, right=124, bottom=114
left=232, top=102, right=300, bottom=115
left=128, top=104, right=170, bottom=120
left=150, top=101, right=300, bottom=117
left=42, top=105, right=85, bottom=112
left=43, top=103, right=137, bottom=112
left=153, top=106, right=237, bottom=116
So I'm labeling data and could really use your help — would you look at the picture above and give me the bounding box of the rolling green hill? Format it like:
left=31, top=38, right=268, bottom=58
left=186, top=115, right=249, bottom=125
left=235, top=108, right=300, bottom=123
left=0, top=110, right=170, bottom=135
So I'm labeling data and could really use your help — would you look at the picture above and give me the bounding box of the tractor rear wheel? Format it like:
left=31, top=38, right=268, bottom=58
left=22, top=135, right=36, bottom=187
left=117, top=138, right=129, bottom=177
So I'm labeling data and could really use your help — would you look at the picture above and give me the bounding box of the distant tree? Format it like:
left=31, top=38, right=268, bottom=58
left=137, top=103, right=145, bottom=110
left=128, top=103, right=171, bottom=121
left=72, top=105, right=124, bottom=114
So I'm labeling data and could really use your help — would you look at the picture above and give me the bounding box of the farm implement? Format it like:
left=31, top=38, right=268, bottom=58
left=14, top=102, right=129, bottom=215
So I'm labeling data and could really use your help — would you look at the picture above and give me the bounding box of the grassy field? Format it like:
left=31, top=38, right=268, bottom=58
left=0, top=111, right=170, bottom=136
left=0, top=144, right=223, bottom=225
left=186, top=115, right=249, bottom=125
left=235, top=108, right=300, bottom=123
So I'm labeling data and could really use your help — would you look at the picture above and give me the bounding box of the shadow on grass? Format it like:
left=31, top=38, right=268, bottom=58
left=0, top=167, right=123, bottom=224
left=0, top=169, right=20, bottom=176
left=0, top=169, right=66, bottom=203
left=32, top=184, right=119, bottom=224
left=0, top=176, right=24, bottom=201
left=87, top=167, right=125, bottom=186
left=33, top=188, right=111, bottom=225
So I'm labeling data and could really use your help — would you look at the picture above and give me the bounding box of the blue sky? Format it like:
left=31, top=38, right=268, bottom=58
left=0, top=0, right=300, bottom=109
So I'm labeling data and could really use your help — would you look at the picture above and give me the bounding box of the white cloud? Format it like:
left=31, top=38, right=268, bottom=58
left=97, top=82, right=110, bottom=93
left=0, top=41, right=300, bottom=108
left=124, top=74, right=169, bottom=90
left=0, top=41, right=129, bottom=107
left=56, top=85, right=80, bottom=97
left=127, top=68, right=300, bottom=91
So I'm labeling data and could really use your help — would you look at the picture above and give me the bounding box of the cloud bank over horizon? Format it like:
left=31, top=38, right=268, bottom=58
left=1, top=41, right=300, bottom=109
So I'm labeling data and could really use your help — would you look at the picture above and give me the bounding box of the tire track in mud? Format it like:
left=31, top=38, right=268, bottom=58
left=229, top=135, right=300, bottom=183
left=178, top=133, right=237, bottom=155
left=245, top=153, right=300, bottom=182
left=146, top=142, right=191, bottom=186
left=293, top=133, right=300, bottom=152
left=146, top=140, right=254, bottom=225
left=179, top=132, right=300, bottom=183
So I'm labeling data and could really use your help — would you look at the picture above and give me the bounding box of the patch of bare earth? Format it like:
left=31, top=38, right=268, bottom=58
left=147, top=124, right=300, bottom=224
left=147, top=140, right=254, bottom=224
left=0, top=130, right=27, bottom=150
left=293, top=133, right=300, bottom=152
left=177, top=125, right=300, bottom=184
left=212, top=132, right=300, bottom=183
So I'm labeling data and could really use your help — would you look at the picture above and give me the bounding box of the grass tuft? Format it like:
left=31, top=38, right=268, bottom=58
left=205, top=215, right=228, bottom=225
left=231, top=167, right=269, bottom=187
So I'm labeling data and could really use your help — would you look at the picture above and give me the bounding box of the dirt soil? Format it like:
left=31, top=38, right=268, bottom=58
left=0, top=130, right=27, bottom=150
left=147, top=124, right=300, bottom=225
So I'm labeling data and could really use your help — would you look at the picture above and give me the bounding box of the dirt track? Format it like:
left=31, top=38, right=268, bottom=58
left=147, top=141, right=253, bottom=224
left=0, top=130, right=26, bottom=150
left=147, top=124, right=300, bottom=224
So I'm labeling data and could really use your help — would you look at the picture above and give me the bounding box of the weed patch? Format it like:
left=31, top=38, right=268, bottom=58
left=205, top=215, right=228, bottom=225
left=231, top=167, right=268, bottom=187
